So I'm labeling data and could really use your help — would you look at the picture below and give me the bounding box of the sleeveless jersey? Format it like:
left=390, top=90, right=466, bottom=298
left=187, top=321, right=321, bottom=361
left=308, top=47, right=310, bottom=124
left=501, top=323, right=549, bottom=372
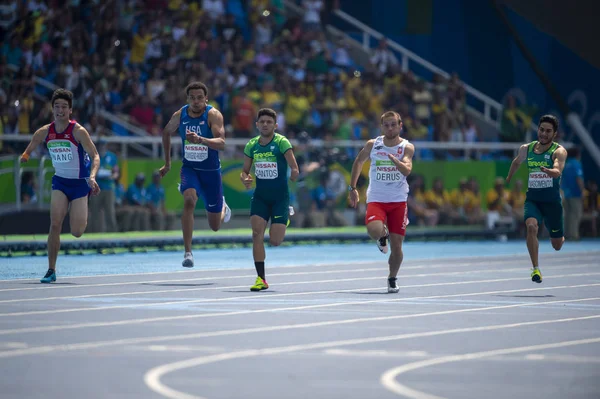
left=526, top=140, right=561, bottom=202
left=366, top=136, right=409, bottom=203
left=45, top=121, right=90, bottom=179
left=243, top=133, right=292, bottom=198
left=179, top=104, right=220, bottom=170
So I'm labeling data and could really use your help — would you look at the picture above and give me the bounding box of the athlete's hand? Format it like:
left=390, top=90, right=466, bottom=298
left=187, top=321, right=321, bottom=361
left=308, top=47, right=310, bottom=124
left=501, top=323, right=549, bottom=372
left=241, top=173, right=253, bottom=189
left=159, top=164, right=171, bottom=178
left=540, top=166, right=551, bottom=174
left=20, top=153, right=29, bottom=163
left=348, top=189, right=359, bottom=208
left=505, top=176, right=511, bottom=184
left=185, top=130, right=201, bottom=144
left=88, top=177, right=101, bottom=196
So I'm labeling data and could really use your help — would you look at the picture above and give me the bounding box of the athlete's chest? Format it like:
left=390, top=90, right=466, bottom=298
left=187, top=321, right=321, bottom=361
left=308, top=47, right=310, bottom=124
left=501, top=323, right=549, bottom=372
left=181, top=119, right=208, bottom=135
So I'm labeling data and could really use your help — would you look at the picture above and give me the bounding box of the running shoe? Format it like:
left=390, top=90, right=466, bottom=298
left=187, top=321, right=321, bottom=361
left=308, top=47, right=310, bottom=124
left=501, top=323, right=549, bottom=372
left=387, top=277, right=399, bottom=293
left=377, top=225, right=389, bottom=254
left=531, top=268, right=542, bottom=283
left=250, top=276, right=269, bottom=291
left=40, top=269, right=56, bottom=283
left=223, top=197, right=232, bottom=223
left=182, top=252, right=194, bottom=268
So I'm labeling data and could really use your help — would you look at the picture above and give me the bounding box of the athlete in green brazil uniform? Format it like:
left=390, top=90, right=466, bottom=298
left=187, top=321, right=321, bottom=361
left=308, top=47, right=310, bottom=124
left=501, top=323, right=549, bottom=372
left=506, top=114, right=568, bottom=283
left=240, top=108, right=299, bottom=291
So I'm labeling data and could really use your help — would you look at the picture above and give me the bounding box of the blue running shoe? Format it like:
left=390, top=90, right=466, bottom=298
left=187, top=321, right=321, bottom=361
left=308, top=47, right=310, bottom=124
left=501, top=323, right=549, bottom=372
left=40, top=269, right=56, bottom=283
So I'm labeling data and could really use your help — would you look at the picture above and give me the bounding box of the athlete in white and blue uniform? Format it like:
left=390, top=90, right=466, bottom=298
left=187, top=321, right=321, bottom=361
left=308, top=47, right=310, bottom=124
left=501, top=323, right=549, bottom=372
left=159, top=82, right=231, bottom=268
left=20, top=88, right=101, bottom=283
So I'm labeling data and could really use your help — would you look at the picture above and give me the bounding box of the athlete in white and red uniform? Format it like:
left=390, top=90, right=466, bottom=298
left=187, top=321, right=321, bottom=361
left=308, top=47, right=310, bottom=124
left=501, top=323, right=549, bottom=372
left=348, top=111, right=415, bottom=293
left=21, top=88, right=100, bottom=283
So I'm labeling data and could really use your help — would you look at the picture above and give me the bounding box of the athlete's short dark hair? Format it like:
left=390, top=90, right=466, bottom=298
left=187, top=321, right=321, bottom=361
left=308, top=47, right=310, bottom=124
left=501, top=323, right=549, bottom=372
left=538, top=114, right=559, bottom=133
left=380, top=110, right=402, bottom=125
left=186, top=81, right=208, bottom=96
left=51, top=89, right=73, bottom=108
left=257, top=108, right=277, bottom=121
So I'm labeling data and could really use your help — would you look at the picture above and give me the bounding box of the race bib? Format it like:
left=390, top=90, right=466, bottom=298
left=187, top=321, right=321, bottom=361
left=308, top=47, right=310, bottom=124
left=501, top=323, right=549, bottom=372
left=254, top=161, right=278, bottom=179
left=528, top=172, right=552, bottom=189
left=48, top=142, right=73, bottom=164
left=184, top=140, right=208, bottom=162
left=375, top=160, right=402, bottom=182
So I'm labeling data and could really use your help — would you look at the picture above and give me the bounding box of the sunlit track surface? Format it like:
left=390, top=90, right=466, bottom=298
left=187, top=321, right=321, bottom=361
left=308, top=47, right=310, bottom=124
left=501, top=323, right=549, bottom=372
left=0, top=241, right=598, bottom=399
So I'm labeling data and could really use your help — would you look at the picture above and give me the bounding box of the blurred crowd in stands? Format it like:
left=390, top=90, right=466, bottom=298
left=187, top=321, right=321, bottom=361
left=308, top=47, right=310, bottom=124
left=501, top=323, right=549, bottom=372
left=2, top=0, right=597, bottom=237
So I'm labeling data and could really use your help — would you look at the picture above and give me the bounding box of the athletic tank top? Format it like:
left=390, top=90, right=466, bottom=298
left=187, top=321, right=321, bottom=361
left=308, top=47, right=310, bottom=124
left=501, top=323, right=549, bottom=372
left=45, top=121, right=90, bottom=179
left=526, top=140, right=561, bottom=202
left=366, top=136, right=409, bottom=203
left=179, top=104, right=220, bottom=170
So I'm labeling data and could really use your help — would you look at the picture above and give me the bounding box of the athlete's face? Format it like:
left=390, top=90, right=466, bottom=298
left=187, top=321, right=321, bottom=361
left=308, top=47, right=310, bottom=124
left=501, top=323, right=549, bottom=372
left=381, top=116, right=402, bottom=139
left=187, top=89, right=207, bottom=114
left=537, top=122, right=556, bottom=145
left=53, top=99, right=71, bottom=122
left=256, top=115, right=277, bottom=137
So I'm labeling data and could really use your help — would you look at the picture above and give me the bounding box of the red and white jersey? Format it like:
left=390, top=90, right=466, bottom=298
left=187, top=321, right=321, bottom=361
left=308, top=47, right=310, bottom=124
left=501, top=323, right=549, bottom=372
left=45, top=121, right=90, bottom=179
left=366, top=135, right=409, bottom=203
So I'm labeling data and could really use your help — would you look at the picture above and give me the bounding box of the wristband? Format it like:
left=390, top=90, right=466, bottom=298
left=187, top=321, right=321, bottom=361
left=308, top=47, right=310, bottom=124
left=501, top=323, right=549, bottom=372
left=21, top=152, right=29, bottom=161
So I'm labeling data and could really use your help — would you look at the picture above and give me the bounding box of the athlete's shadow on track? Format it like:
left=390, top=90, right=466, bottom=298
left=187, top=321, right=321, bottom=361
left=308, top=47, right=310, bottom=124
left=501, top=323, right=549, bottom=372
left=222, top=290, right=278, bottom=293
left=141, top=283, right=215, bottom=287
left=348, top=292, right=390, bottom=295
left=24, top=282, right=77, bottom=285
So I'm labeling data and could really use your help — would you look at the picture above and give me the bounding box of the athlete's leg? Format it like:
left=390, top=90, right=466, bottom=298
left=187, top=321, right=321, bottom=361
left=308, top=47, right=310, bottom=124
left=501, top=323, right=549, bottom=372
left=201, top=170, right=226, bottom=231
left=388, top=233, right=404, bottom=278
left=268, top=198, right=289, bottom=247
left=543, top=201, right=565, bottom=251
left=182, top=188, right=197, bottom=253
left=68, top=196, right=89, bottom=238
left=251, top=215, right=268, bottom=266
left=525, top=217, right=539, bottom=267
left=48, top=190, right=69, bottom=271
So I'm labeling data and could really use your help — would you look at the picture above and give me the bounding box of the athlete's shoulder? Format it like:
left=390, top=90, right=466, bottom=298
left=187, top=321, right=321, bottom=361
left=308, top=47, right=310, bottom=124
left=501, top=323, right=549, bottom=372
left=35, top=124, right=51, bottom=135
left=246, top=135, right=260, bottom=146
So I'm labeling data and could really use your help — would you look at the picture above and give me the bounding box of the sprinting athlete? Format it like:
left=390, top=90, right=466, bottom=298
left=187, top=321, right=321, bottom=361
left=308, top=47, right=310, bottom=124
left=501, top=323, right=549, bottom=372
left=506, top=114, right=567, bottom=283
left=159, top=81, right=231, bottom=268
left=348, top=111, right=414, bottom=293
left=20, top=88, right=100, bottom=283
left=240, top=108, right=299, bottom=291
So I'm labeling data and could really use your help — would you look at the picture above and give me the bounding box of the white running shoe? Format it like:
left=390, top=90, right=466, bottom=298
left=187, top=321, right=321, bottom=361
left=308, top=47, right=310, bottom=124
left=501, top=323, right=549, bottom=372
left=289, top=206, right=295, bottom=216
left=182, top=252, right=194, bottom=268
left=387, top=277, right=400, bottom=293
left=223, top=197, right=231, bottom=223
left=376, top=225, right=389, bottom=254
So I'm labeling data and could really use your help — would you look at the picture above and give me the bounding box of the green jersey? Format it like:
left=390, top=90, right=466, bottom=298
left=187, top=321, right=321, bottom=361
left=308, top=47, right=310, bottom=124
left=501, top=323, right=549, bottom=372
left=526, top=141, right=561, bottom=202
left=244, top=133, right=292, bottom=197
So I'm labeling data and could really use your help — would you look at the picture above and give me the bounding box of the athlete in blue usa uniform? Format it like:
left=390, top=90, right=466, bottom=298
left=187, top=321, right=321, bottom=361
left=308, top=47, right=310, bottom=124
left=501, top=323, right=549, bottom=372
left=20, top=88, right=101, bottom=283
left=160, top=81, right=231, bottom=267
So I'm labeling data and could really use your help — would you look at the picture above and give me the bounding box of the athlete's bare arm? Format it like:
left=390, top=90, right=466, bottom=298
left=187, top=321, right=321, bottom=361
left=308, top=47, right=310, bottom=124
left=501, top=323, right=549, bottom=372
left=187, top=108, right=225, bottom=151
left=240, top=155, right=254, bottom=189
left=387, top=142, right=415, bottom=176
left=348, top=139, right=375, bottom=208
left=159, top=109, right=181, bottom=178
left=73, top=124, right=101, bottom=195
left=541, top=146, right=567, bottom=178
left=284, top=149, right=299, bottom=182
left=20, top=125, right=49, bottom=162
left=506, top=144, right=528, bottom=184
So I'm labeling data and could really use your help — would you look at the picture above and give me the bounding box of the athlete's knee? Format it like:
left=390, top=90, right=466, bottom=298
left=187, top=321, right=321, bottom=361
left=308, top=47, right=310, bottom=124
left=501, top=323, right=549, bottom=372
left=183, top=193, right=197, bottom=208
left=71, top=228, right=85, bottom=238
left=551, top=237, right=564, bottom=251
left=252, top=229, right=263, bottom=241
left=525, top=220, right=538, bottom=234
left=269, top=237, right=283, bottom=246
left=208, top=221, right=221, bottom=232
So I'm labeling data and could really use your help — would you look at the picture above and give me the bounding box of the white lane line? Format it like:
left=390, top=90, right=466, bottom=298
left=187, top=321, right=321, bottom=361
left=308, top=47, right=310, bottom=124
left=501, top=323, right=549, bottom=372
left=324, top=349, right=429, bottom=358
left=1, top=252, right=597, bottom=291
left=0, top=280, right=599, bottom=336
left=0, top=296, right=598, bottom=359
left=379, top=337, right=600, bottom=399
left=1, top=264, right=591, bottom=305
left=3, top=272, right=600, bottom=317
left=143, top=317, right=600, bottom=399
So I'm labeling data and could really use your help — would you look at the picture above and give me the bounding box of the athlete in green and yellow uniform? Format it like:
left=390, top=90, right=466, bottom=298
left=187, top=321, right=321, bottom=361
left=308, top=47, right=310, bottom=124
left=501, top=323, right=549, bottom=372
left=241, top=108, right=299, bottom=291
left=506, top=114, right=568, bottom=283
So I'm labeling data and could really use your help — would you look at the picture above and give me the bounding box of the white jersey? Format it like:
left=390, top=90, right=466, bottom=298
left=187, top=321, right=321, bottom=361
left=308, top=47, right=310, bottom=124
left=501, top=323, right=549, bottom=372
left=45, top=121, right=90, bottom=179
left=366, top=136, right=409, bottom=203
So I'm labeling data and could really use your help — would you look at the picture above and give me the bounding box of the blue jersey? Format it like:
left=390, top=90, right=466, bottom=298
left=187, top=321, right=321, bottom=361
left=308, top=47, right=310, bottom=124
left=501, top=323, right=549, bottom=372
left=561, top=158, right=584, bottom=198
left=179, top=104, right=220, bottom=171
